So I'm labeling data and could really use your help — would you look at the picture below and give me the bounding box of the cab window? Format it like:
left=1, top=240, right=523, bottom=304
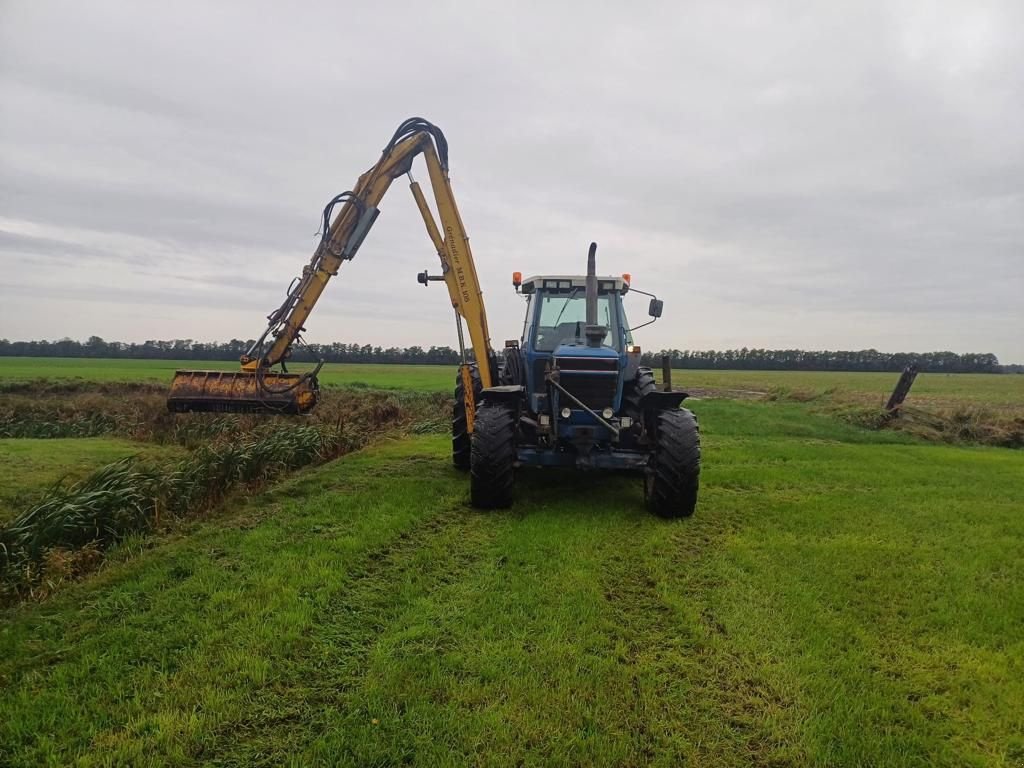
left=533, top=290, right=621, bottom=352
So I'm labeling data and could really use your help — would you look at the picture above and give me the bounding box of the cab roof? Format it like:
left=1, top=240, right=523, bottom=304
left=520, top=275, right=629, bottom=294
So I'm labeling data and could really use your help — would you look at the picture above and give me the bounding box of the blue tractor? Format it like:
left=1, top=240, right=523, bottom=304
left=457, top=243, right=700, bottom=517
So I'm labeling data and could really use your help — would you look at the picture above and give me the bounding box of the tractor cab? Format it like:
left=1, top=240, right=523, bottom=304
left=516, top=274, right=632, bottom=418
left=497, top=245, right=669, bottom=466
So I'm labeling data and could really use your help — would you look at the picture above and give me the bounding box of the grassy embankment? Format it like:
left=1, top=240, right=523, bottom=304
left=1, top=397, right=1022, bottom=766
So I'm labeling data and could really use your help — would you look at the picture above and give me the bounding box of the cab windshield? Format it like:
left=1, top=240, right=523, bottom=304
left=533, top=290, right=623, bottom=352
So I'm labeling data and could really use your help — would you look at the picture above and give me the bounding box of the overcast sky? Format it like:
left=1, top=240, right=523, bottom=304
left=1, top=1, right=1022, bottom=361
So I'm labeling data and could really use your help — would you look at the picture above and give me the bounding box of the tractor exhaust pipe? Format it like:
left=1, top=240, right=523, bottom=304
left=584, top=242, right=607, bottom=347
left=586, top=242, right=598, bottom=326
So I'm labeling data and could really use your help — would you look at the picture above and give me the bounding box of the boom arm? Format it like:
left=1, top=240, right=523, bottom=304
left=244, top=118, right=496, bottom=386
left=167, top=118, right=496, bottom=415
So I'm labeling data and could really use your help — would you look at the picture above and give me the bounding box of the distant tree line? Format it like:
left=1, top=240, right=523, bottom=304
left=0, top=337, right=463, bottom=365
left=0, top=338, right=1011, bottom=373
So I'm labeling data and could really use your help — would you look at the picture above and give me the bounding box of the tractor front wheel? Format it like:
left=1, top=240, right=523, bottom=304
left=645, top=408, right=700, bottom=518
left=470, top=402, right=517, bottom=509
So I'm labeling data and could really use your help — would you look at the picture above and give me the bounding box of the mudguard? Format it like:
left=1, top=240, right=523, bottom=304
left=480, top=385, right=525, bottom=407
left=639, top=389, right=689, bottom=411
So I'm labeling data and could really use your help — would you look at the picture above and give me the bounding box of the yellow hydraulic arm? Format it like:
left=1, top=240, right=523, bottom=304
left=167, top=118, right=496, bottom=415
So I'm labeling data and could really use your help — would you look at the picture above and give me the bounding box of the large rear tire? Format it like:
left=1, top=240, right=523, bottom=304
left=645, top=408, right=700, bottom=518
left=623, top=366, right=656, bottom=414
left=470, top=403, right=517, bottom=509
left=499, top=346, right=525, bottom=386
left=452, top=365, right=483, bottom=470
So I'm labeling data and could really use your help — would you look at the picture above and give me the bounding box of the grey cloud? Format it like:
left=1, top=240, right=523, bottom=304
left=0, top=0, right=1021, bottom=360
left=0, top=229, right=112, bottom=261
left=0, top=164, right=310, bottom=252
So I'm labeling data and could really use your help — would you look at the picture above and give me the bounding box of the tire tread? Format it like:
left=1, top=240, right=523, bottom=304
left=470, top=403, right=517, bottom=509
left=646, top=408, right=700, bottom=518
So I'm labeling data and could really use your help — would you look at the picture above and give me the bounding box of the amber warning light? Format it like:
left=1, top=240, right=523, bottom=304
left=512, top=271, right=522, bottom=287
left=622, top=273, right=631, bottom=285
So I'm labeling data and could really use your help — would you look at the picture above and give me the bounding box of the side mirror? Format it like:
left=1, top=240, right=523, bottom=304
left=648, top=298, right=664, bottom=318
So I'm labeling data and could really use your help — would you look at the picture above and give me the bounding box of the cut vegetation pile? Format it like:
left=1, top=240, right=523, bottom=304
left=762, top=386, right=1024, bottom=448
left=0, top=385, right=449, bottom=602
left=887, top=404, right=1024, bottom=448
left=0, top=381, right=448, bottom=442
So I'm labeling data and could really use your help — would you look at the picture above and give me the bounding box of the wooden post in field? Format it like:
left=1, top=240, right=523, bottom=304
left=885, top=364, right=919, bottom=415
left=662, top=354, right=673, bottom=392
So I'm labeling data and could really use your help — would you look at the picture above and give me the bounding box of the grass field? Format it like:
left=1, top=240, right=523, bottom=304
left=1, top=360, right=1022, bottom=765
left=2, top=357, right=1022, bottom=406
left=675, top=368, right=1024, bottom=406
left=0, top=438, right=184, bottom=522
left=1, top=398, right=1023, bottom=766
left=0, top=358, right=456, bottom=393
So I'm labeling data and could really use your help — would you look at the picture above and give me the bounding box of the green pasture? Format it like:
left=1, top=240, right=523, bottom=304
left=1, top=357, right=1021, bottom=406
left=672, top=368, right=1024, bottom=406
left=0, top=358, right=454, bottom=392
left=2, top=400, right=1022, bottom=766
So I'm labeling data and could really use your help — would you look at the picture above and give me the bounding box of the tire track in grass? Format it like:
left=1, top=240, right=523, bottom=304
left=597, top=490, right=808, bottom=767
left=180, top=467, right=664, bottom=767
left=596, top=432, right=1024, bottom=767
left=293, top=469, right=677, bottom=767
left=299, top=466, right=786, bottom=768
left=200, top=479, right=504, bottom=766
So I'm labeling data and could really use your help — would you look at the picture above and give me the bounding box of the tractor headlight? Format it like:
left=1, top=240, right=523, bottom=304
left=620, top=416, right=632, bottom=428
left=539, top=414, right=550, bottom=426
left=560, top=407, right=571, bottom=418
left=602, top=407, right=614, bottom=419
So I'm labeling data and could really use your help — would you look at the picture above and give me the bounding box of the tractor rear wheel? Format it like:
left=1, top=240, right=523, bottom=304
left=470, top=402, right=517, bottom=509
left=499, top=346, right=525, bottom=386
left=623, top=366, right=656, bottom=414
left=452, top=365, right=483, bottom=470
left=645, top=408, right=700, bottom=518
left=621, top=367, right=656, bottom=446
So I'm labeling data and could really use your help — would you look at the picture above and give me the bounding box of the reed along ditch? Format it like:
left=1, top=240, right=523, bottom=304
left=0, top=384, right=450, bottom=603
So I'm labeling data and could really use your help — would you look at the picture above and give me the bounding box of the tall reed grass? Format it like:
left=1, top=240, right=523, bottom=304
left=0, top=387, right=450, bottom=601
left=0, top=425, right=353, bottom=599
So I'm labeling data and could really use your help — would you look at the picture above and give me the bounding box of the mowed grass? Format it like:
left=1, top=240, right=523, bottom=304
left=3, top=356, right=1023, bottom=406
left=1, top=401, right=1021, bottom=766
left=0, top=438, right=184, bottom=522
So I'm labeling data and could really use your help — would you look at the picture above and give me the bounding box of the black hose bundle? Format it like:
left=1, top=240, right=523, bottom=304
left=382, top=117, right=449, bottom=170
